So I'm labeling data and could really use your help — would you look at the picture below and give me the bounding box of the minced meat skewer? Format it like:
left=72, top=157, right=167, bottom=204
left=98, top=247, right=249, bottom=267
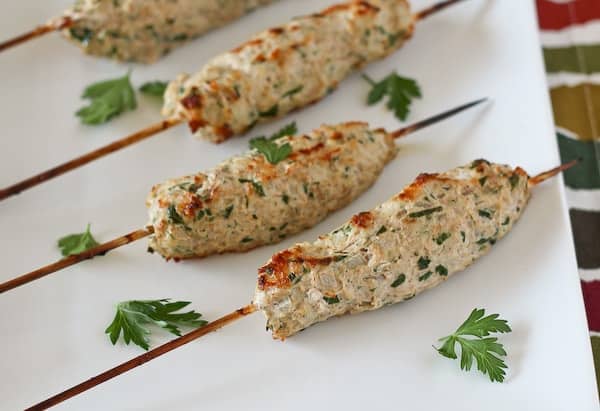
left=255, top=160, right=529, bottom=338
left=0, top=0, right=468, bottom=201
left=0, top=99, right=485, bottom=293
left=0, top=0, right=277, bottom=62
left=27, top=159, right=577, bottom=410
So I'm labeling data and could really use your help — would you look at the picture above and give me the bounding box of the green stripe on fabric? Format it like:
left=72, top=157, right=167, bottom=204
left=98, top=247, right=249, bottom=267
left=550, top=85, right=600, bottom=141
left=557, top=133, right=600, bottom=189
left=591, top=336, right=600, bottom=396
left=543, top=45, right=600, bottom=74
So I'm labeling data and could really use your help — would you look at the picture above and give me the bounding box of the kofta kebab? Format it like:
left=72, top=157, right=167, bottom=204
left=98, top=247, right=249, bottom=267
left=0, top=99, right=485, bottom=294
left=0, top=0, right=469, bottom=201
left=26, top=160, right=576, bottom=410
left=0, top=0, right=278, bottom=62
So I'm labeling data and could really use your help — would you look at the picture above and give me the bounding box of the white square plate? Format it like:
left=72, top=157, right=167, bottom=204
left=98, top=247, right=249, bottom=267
left=0, top=0, right=597, bottom=409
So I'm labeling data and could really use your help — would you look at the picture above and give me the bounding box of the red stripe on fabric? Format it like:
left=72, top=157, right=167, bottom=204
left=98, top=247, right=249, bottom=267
left=581, top=280, right=600, bottom=332
left=536, top=0, right=600, bottom=30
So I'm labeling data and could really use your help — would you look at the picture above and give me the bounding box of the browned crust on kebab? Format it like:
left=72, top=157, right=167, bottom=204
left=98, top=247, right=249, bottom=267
left=257, top=246, right=348, bottom=290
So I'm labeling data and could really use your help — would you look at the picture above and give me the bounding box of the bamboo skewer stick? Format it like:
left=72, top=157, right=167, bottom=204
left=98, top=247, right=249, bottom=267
left=0, top=118, right=183, bottom=201
left=26, top=158, right=580, bottom=409
left=391, top=98, right=486, bottom=139
left=0, top=227, right=153, bottom=294
left=0, top=99, right=486, bottom=295
left=528, top=159, right=579, bottom=186
left=26, top=304, right=258, bottom=411
left=0, top=17, right=73, bottom=53
left=415, top=0, right=466, bottom=21
left=0, top=0, right=469, bottom=202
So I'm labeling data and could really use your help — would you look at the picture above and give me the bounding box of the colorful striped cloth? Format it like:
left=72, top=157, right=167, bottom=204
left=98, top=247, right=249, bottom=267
left=536, top=0, right=600, bottom=394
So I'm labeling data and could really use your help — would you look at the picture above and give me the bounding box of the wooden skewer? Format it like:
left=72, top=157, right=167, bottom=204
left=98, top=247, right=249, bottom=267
left=0, top=118, right=182, bottom=202
left=415, top=0, right=468, bottom=21
left=0, top=0, right=469, bottom=203
left=26, top=304, right=258, bottom=411
left=0, top=17, right=73, bottom=53
left=0, top=227, right=153, bottom=294
left=25, top=152, right=577, bottom=409
left=0, top=99, right=486, bottom=295
left=528, top=159, right=580, bottom=186
left=391, top=97, right=487, bottom=139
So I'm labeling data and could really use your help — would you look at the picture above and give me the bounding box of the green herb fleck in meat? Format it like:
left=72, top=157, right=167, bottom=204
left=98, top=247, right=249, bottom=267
left=239, top=178, right=265, bottom=197
left=478, top=209, right=493, bottom=219
left=281, top=85, right=303, bottom=99
left=391, top=274, right=406, bottom=288
left=509, top=174, right=519, bottom=190
left=222, top=205, right=234, bottom=219
left=69, top=27, right=93, bottom=43
left=259, top=104, right=279, bottom=117
left=408, top=206, right=442, bottom=218
left=419, top=271, right=433, bottom=281
left=435, top=232, right=451, bottom=245
left=323, top=295, right=340, bottom=304
left=167, top=205, right=185, bottom=225
left=418, top=256, right=431, bottom=269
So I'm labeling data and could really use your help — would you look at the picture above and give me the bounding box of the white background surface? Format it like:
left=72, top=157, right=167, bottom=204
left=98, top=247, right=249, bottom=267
left=0, top=0, right=598, bottom=410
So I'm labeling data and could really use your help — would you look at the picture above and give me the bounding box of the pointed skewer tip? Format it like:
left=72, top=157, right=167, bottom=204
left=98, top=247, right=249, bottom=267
left=391, top=97, right=488, bottom=139
left=415, top=0, right=469, bottom=21
left=529, top=158, right=580, bottom=186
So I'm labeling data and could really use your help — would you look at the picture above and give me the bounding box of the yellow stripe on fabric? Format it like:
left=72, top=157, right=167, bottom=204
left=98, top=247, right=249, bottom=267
left=550, top=84, right=600, bottom=141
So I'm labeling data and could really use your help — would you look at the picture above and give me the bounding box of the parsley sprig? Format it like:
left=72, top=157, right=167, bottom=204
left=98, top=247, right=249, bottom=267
left=249, top=122, right=297, bottom=164
left=362, top=72, right=421, bottom=121
left=140, top=81, right=168, bottom=98
left=435, top=308, right=511, bottom=382
left=105, top=299, right=208, bottom=351
left=57, top=224, right=100, bottom=256
left=76, top=71, right=137, bottom=125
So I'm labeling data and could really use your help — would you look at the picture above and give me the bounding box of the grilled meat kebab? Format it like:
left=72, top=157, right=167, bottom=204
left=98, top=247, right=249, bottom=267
left=255, top=160, right=529, bottom=338
left=162, top=0, right=416, bottom=142
left=56, top=0, right=277, bottom=63
left=147, top=122, right=397, bottom=259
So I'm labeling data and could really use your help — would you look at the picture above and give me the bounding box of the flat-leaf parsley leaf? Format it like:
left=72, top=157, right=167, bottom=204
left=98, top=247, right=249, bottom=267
left=249, top=122, right=297, bottom=164
left=362, top=72, right=421, bottom=121
left=105, top=299, right=208, bottom=351
left=435, top=308, right=511, bottom=382
left=76, top=71, right=137, bottom=125
left=57, top=224, right=100, bottom=256
left=140, top=81, right=168, bottom=98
